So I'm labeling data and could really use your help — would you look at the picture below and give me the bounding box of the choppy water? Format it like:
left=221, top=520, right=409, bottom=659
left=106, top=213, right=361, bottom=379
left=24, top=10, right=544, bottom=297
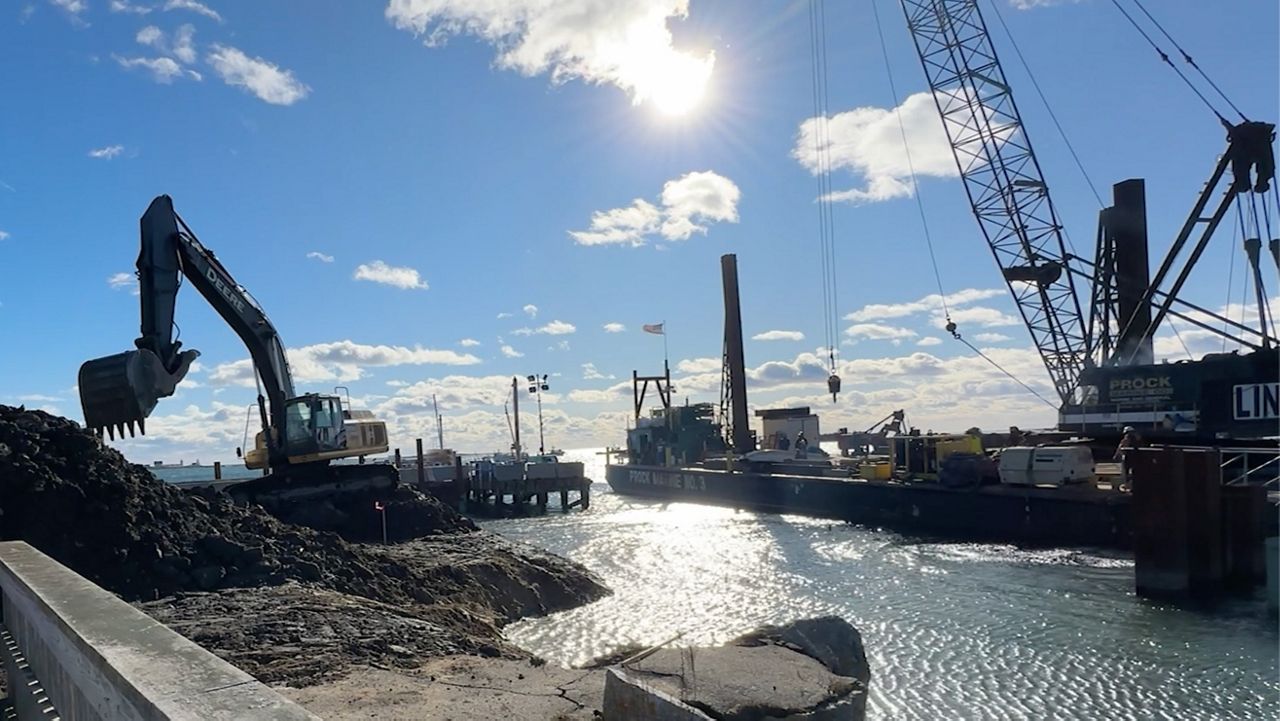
left=483, top=450, right=1279, bottom=720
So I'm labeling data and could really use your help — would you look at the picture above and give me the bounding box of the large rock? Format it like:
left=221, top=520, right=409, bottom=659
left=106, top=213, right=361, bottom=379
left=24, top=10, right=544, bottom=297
left=606, top=616, right=869, bottom=721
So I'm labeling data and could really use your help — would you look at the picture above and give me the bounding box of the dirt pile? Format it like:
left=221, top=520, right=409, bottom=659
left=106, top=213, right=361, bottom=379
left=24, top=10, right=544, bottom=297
left=140, top=583, right=522, bottom=686
left=0, top=405, right=611, bottom=686
left=139, top=532, right=615, bottom=687
left=0, top=406, right=463, bottom=602
left=263, top=482, right=475, bottom=542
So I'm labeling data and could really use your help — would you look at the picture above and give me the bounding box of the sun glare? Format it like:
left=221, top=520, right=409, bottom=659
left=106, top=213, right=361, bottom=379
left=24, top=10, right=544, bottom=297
left=633, top=48, right=715, bottom=117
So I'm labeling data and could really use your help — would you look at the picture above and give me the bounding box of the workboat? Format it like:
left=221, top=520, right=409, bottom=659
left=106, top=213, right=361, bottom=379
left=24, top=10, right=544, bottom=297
left=605, top=255, right=1132, bottom=548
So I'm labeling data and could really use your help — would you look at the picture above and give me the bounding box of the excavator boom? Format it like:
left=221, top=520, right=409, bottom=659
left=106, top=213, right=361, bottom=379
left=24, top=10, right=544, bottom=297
left=79, top=196, right=395, bottom=502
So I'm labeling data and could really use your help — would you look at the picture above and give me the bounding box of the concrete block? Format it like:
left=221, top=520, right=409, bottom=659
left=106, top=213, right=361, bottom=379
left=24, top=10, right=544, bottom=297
left=622, top=644, right=863, bottom=720
left=603, top=668, right=713, bottom=721
left=0, top=542, right=318, bottom=721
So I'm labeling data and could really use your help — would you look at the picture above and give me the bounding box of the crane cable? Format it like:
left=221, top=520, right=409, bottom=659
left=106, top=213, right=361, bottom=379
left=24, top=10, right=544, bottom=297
left=1107, top=0, right=1232, bottom=126
left=870, top=0, right=950, bottom=322
left=806, top=0, right=840, bottom=375
left=1128, top=0, right=1249, bottom=123
left=872, top=0, right=1060, bottom=409
left=986, top=0, right=1105, bottom=210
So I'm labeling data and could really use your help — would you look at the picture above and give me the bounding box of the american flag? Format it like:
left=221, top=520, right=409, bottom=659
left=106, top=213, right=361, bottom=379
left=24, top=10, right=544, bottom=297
left=643, top=323, right=665, bottom=335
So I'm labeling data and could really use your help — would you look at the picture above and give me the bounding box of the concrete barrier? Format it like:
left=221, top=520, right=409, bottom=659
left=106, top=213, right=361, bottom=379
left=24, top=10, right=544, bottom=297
left=0, top=542, right=318, bottom=721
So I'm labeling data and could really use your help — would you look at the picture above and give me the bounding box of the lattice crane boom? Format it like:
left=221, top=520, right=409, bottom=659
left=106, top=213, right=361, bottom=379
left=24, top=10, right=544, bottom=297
left=899, top=0, right=1089, bottom=404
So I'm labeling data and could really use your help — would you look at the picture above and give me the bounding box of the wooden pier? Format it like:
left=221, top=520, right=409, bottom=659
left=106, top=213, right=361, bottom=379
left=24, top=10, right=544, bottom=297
left=394, top=442, right=592, bottom=516
left=464, top=473, right=591, bottom=515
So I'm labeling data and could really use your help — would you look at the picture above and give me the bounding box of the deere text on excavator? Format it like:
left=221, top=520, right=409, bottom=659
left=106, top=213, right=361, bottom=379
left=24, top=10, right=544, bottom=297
left=79, top=195, right=397, bottom=506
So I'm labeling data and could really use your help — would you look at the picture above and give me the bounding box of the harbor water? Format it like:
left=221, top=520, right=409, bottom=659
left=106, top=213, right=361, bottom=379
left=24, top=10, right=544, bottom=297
left=154, top=451, right=1279, bottom=718
left=486, top=450, right=1279, bottom=720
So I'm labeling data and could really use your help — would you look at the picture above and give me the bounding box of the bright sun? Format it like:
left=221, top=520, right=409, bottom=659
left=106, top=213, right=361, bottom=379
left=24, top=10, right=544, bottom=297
left=634, top=49, right=714, bottom=117
left=650, top=68, right=710, bottom=116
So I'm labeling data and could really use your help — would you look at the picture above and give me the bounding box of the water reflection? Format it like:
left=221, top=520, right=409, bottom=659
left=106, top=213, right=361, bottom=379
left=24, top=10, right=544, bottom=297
left=483, top=450, right=1278, bottom=719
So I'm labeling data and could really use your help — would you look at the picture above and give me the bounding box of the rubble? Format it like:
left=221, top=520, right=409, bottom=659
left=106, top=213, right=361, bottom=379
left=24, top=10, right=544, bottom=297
left=0, top=405, right=611, bottom=687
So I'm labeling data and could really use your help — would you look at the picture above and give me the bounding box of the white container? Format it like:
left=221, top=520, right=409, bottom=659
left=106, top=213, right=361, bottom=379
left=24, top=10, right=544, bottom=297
left=999, top=446, right=1096, bottom=486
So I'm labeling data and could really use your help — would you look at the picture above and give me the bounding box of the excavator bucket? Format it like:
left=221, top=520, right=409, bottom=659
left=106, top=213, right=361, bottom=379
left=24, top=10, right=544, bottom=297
left=78, top=349, right=168, bottom=440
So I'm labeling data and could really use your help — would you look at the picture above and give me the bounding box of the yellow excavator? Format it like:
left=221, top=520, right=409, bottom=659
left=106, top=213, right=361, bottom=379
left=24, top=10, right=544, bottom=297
left=79, top=195, right=396, bottom=504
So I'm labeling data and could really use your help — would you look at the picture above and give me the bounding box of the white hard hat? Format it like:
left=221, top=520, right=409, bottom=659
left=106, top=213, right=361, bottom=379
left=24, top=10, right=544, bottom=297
left=1123, top=426, right=1135, bottom=433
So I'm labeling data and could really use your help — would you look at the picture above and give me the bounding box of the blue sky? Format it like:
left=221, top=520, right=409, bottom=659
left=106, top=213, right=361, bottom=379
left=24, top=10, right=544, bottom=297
left=1, top=0, right=1275, bottom=461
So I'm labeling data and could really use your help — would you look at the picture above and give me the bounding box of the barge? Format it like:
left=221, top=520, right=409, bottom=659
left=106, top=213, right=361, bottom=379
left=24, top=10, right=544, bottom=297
left=606, top=462, right=1130, bottom=548
left=605, top=255, right=1134, bottom=548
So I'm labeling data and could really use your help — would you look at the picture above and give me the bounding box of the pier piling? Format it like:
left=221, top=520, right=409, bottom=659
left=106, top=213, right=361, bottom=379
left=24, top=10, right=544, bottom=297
left=1132, top=448, right=1224, bottom=598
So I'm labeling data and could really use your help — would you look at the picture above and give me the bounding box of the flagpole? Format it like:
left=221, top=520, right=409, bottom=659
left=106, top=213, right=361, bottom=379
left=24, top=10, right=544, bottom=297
left=662, top=319, right=669, bottom=368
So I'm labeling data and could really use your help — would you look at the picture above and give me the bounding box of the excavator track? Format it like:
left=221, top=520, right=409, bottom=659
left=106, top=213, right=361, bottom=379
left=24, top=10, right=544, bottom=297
left=228, top=462, right=400, bottom=534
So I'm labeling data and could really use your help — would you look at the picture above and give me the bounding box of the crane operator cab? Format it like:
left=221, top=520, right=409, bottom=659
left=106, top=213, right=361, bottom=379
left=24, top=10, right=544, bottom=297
left=242, top=393, right=388, bottom=470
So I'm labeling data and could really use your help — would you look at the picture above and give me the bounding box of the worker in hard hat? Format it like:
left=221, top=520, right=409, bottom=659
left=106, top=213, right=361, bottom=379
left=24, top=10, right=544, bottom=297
left=1113, top=426, right=1142, bottom=491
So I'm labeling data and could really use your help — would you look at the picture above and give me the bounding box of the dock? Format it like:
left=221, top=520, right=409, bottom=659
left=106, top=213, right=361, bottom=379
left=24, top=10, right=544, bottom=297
left=393, top=443, right=592, bottom=516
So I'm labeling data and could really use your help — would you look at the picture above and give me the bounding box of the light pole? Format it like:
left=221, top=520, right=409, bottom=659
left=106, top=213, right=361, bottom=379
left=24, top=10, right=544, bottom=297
left=527, top=374, right=549, bottom=456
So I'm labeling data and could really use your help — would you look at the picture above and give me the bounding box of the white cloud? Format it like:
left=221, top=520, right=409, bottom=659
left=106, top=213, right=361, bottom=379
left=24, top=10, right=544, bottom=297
left=939, top=306, right=1021, bottom=329
left=306, top=251, right=334, bottom=263
left=570, top=170, right=740, bottom=247
left=916, top=336, right=943, bottom=347
left=581, top=362, right=614, bottom=380
left=676, top=357, right=719, bottom=374
left=107, top=272, right=140, bottom=296
left=0, top=231, right=9, bottom=241
left=793, top=92, right=954, bottom=203
left=171, top=23, right=197, bottom=63
left=513, top=320, right=577, bottom=336
left=207, top=340, right=481, bottom=387
left=384, top=0, right=715, bottom=112
left=17, top=394, right=63, bottom=403
left=845, top=288, right=1004, bottom=322
left=50, top=0, right=87, bottom=16
left=459, top=338, right=481, bottom=347
left=603, top=322, right=625, bottom=333
left=163, top=0, right=220, bottom=22
left=844, top=323, right=917, bottom=341
left=353, top=260, right=429, bottom=290
left=206, top=45, right=310, bottom=105
left=88, top=144, right=124, bottom=159
left=111, top=0, right=153, bottom=14
left=496, top=312, right=513, bottom=319
left=794, top=88, right=1014, bottom=204
left=136, top=25, right=164, bottom=47
left=973, top=332, right=1012, bottom=343
left=752, top=330, right=805, bottom=342
left=114, top=54, right=201, bottom=83
left=523, top=304, right=538, bottom=318
left=1010, top=0, right=1080, bottom=8
left=134, top=23, right=196, bottom=64
left=500, top=345, right=524, bottom=358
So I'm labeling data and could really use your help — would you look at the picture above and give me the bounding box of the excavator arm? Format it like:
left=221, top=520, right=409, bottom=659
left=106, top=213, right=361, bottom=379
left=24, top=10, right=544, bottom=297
left=79, top=195, right=295, bottom=453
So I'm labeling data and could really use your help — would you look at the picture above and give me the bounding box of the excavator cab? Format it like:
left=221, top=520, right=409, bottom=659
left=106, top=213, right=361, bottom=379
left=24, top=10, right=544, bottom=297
left=244, top=393, right=388, bottom=470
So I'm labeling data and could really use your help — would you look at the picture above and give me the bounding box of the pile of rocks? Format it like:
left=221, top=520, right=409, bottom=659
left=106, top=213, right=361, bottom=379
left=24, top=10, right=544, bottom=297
left=0, top=405, right=611, bottom=686
left=0, top=406, right=432, bottom=601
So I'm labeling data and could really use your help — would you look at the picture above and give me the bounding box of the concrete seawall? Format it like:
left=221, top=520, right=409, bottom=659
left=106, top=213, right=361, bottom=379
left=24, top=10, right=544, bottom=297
left=0, top=542, right=316, bottom=720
